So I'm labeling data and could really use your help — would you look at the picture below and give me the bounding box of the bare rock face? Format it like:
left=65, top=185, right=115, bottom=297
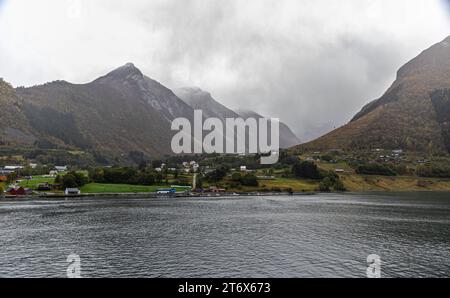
left=95, top=63, right=194, bottom=122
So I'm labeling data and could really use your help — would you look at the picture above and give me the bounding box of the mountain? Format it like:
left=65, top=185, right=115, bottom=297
left=0, top=79, right=35, bottom=146
left=1, top=63, right=300, bottom=162
left=236, top=109, right=302, bottom=149
left=94, top=63, right=193, bottom=122
left=174, top=87, right=301, bottom=148
left=300, top=36, right=450, bottom=154
left=174, top=87, right=239, bottom=121
left=2, top=63, right=195, bottom=158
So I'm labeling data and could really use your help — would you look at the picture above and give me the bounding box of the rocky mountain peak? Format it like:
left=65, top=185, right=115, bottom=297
left=94, top=62, right=144, bottom=84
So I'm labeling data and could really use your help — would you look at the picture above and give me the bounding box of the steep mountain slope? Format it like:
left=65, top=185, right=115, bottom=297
left=174, top=87, right=240, bottom=121
left=300, top=36, right=450, bottom=153
left=236, top=109, right=302, bottom=149
left=95, top=63, right=194, bottom=122
left=2, top=64, right=301, bottom=158
left=0, top=79, right=36, bottom=146
left=9, top=63, right=196, bottom=157
left=430, top=89, right=450, bottom=152
left=175, top=87, right=301, bottom=149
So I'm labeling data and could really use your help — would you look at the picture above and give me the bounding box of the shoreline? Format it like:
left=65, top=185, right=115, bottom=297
left=0, top=191, right=314, bottom=201
left=1, top=189, right=450, bottom=202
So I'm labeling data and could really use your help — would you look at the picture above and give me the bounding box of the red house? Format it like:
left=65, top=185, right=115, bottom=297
left=7, top=187, right=27, bottom=196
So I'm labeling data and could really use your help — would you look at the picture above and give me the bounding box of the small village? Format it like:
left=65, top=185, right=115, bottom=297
left=1, top=147, right=450, bottom=199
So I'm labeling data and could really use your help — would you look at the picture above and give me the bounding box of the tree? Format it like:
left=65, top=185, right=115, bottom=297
left=155, top=172, right=163, bottom=184
left=71, top=171, right=89, bottom=186
left=206, top=166, right=228, bottom=182
left=7, top=172, right=17, bottom=184
left=139, top=173, right=155, bottom=186
left=241, top=174, right=258, bottom=187
left=355, top=163, right=396, bottom=176
left=196, top=177, right=203, bottom=189
left=318, top=172, right=346, bottom=192
left=152, top=160, right=162, bottom=169
left=62, top=174, right=77, bottom=188
left=231, top=173, right=242, bottom=182
left=417, top=164, right=450, bottom=178
left=90, top=168, right=105, bottom=183
left=333, top=179, right=346, bottom=192
left=175, top=178, right=190, bottom=186
left=321, top=154, right=334, bottom=162
left=138, top=160, right=148, bottom=171
left=62, top=171, right=89, bottom=189
left=163, top=168, right=169, bottom=181
left=319, top=177, right=333, bottom=192
left=54, top=175, right=62, bottom=184
left=281, top=155, right=300, bottom=166
left=292, top=161, right=322, bottom=180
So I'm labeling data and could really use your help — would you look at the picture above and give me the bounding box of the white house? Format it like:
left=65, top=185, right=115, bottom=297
left=65, top=188, right=80, bottom=195
left=240, top=166, right=247, bottom=172
left=49, top=170, right=58, bottom=177
left=4, top=166, right=23, bottom=171
left=55, top=166, right=68, bottom=172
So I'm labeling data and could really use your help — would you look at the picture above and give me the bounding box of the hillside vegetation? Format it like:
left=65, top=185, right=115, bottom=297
left=299, top=36, right=450, bottom=154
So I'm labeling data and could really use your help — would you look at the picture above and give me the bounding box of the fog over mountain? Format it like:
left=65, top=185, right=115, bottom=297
left=174, top=87, right=301, bottom=148
left=300, top=36, right=450, bottom=153
left=1, top=0, right=450, bottom=140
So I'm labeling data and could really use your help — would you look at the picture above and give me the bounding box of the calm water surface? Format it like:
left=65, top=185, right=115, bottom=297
left=0, top=192, right=449, bottom=278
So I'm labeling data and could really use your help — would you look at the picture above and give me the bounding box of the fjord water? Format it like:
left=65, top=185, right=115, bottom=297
left=0, top=193, right=449, bottom=278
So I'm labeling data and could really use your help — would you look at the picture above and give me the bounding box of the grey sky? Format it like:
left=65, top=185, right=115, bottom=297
left=1, top=0, right=450, bottom=141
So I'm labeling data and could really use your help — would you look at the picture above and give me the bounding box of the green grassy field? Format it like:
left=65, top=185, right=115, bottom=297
left=80, top=183, right=190, bottom=193
left=19, top=176, right=55, bottom=189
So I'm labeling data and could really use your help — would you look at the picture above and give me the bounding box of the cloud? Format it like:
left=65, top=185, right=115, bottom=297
left=1, top=0, right=450, bottom=140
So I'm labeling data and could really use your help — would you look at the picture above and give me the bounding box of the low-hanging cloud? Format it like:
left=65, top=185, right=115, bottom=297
left=1, top=0, right=450, bottom=141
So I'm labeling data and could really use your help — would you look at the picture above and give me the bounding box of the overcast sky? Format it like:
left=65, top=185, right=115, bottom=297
left=1, top=0, right=450, bottom=141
